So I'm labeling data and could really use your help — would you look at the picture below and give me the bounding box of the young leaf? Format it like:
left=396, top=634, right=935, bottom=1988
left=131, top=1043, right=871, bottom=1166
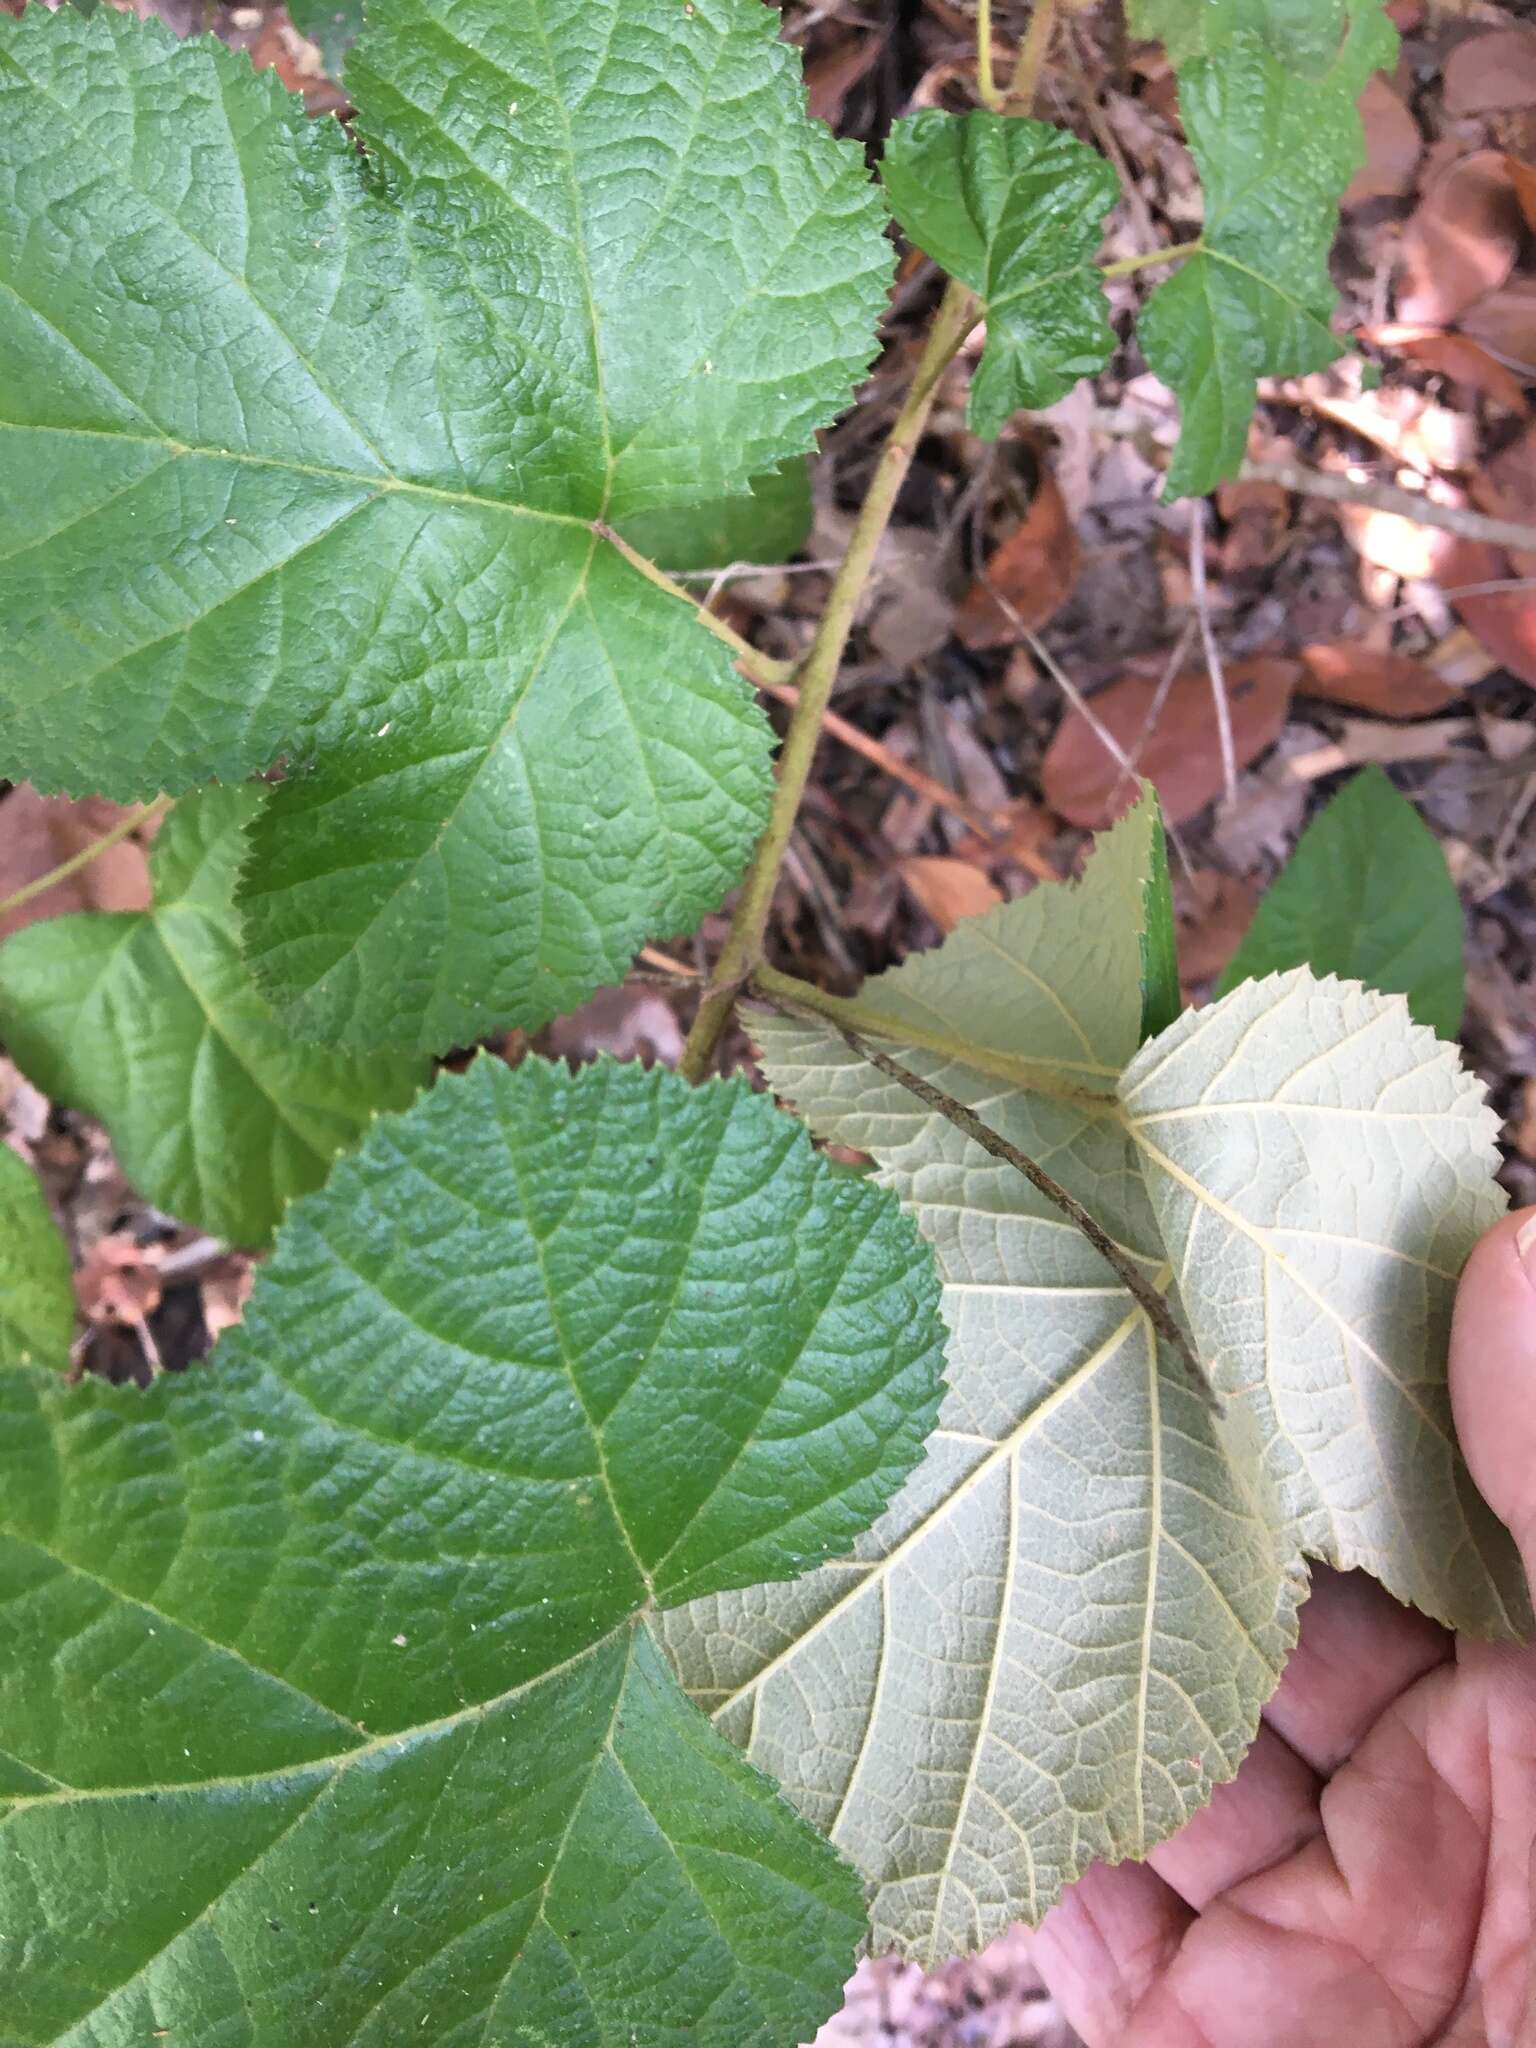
left=662, top=800, right=1526, bottom=1958
left=0, top=789, right=423, bottom=1248
left=617, top=460, right=813, bottom=574
left=1138, top=3, right=1398, bottom=497
left=881, top=112, right=1118, bottom=439
left=0, top=2, right=890, bottom=1054
left=0, top=1148, right=72, bottom=1372
left=1130, top=0, right=1351, bottom=71
left=1215, top=766, right=1466, bottom=1038
left=0, top=1057, right=946, bottom=2044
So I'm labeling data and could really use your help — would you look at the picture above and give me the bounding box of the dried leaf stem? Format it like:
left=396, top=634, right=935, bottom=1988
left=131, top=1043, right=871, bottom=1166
left=750, top=976, right=1220, bottom=1411
left=678, top=278, right=978, bottom=1081
left=0, top=798, right=169, bottom=922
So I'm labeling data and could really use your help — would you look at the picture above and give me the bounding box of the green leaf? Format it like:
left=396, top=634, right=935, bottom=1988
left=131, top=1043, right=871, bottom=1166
left=0, top=1148, right=72, bottom=1373
left=0, top=3, right=890, bottom=1054
left=1139, top=790, right=1181, bottom=1040
left=881, top=111, right=1118, bottom=439
left=1129, top=0, right=1351, bottom=70
left=286, top=0, right=362, bottom=75
left=663, top=798, right=1526, bottom=1957
left=0, top=1056, right=947, bottom=2043
left=616, top=460, right=813, bottom=574
left=0, top=790, right=423, bottom=1248
left=1138, top=3, right=1397, bottom=497
left=1216, top=766, right=1465, bottom=1038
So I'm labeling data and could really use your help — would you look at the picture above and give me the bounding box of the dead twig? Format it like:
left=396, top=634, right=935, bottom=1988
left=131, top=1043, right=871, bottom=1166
left=1241, top=460, right=1536, bottom=557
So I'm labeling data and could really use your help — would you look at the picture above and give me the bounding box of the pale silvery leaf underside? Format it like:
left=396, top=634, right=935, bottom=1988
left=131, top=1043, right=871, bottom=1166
left=659, top=803, right=1528, bottom=1962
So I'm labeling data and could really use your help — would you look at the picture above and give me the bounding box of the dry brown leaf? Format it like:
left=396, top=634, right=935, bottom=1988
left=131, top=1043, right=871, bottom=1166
left=898, top=856, right=1003, bottom=934
left=1345, top=74, right=1423, bottom=204
left=1510, top=156, right=1536, bottom=232
left=954, top=471, right=1080, bottom=650
left=805, top=28, right=883, bottom=126
left=1443, top=28, right=1536, bottom=117
left=1472, top=420, right=1536, bottom=575
left=1176, top=871, right=1260, bottom=989
left=1439, top=537, right=1536, bottom=687
left=1513, top=1078, right=1536, bottom=1165
left=1398, top=150, right=1523, bottom=328
left=1380, top=329, right=1529, bottom=412
left=201, top=1255, right=256, bottom=1340
left=1040, top=657, right=1298, bottom=829
left=0, top=786, right=152, bottom=942
left=1299, top=642, right=1461, bottom=716
left=1459, top=280, right=1536, bottom=381
left=1216, top=479, right=1292, bottom=573
left=75, top=1237, right=163, bottom=1332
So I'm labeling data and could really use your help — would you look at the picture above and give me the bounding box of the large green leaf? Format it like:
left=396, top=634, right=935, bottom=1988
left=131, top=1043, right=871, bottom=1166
left=661, top=800, right=1526, bottom=1960
left=0, top=789, right=423, bottom=1247
left=0, top=1056, right=947, bottom=2044
left=1138, top=2, right=1397, bottom=497
left=0, top=2, right=890, bottom=1054
left=1216, top=766, right=1466, bottom=1038
left=617, top=460, right=813, bottom=575
left=1129, top=0, right=1351, bottom=70
left=881, top=111, right=1117, bottom=439
left=0, top=1147, right=72, bottom=1372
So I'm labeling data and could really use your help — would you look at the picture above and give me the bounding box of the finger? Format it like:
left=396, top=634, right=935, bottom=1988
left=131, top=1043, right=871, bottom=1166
left=1032, top=1859, right=1191, bottom=2048
left=1262, top=1564, right=1450, bottom=1775
left=1451, top=1207, right=1536, bottom=1587
left=1146, top=1723, right=1320, bottom=1910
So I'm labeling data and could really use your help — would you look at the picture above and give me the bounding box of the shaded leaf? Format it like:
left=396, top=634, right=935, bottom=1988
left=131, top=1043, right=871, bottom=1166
left=1139, top=5, right=1398, bottom=496
left=1041, top=657, right=1296, bottom=828
left=0, top=1, right=890, bottom=1054
left=881, top=111, right=1117, bottom=439
left=1216, top=766, right=1465, bottom=1035
left=1139, top=792, right=1181, bottom=1040
left=1130, top=0, right=1351, bottom=71
left=0, top=789, right=424, bottom=1246
left=616, top=459, right=812, bottom=574
left=0, top=1147, right=72, bottom=1371
left=667, top=800, right=1524, bottom=1956
left=0, top=1057, right=947, bottom=2044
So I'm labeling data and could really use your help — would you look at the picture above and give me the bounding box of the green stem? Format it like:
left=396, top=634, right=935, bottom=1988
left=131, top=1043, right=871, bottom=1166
left=594, top=520, right=796, bottom=686
left=1099, top=239, right=1205, bottom=280
left=0, top=798, right=168, bottom=922
left=975, top=0, right=1003, bottom=109
left=677, top=279, right=978, bottom=1083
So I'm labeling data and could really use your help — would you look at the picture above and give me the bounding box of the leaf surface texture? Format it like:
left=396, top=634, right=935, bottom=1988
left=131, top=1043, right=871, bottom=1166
left=0, top=789, right=423, bottom=1246
left=0, top=1, right=890, bottom=1049
left=661, top=802, right=1527, bottom=1960
left=0, top=1148, right=72, bottom=1372
left=0, top=1058, right=947, bottom=2044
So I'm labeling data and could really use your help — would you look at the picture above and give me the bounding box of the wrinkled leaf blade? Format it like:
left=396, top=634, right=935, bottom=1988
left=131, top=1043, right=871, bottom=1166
left=1215, top=766, right=1465, bottom=1037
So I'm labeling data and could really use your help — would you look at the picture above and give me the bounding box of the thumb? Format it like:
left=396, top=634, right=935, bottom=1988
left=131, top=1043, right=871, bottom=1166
left=1450, top=1207, right=1536, bottom=1586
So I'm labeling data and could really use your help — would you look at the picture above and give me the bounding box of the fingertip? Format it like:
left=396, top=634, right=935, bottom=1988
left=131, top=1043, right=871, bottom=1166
left=1450, top=1207, right=1536, bottom=1576
left=1032, top=1861, right=1191, bottom=2046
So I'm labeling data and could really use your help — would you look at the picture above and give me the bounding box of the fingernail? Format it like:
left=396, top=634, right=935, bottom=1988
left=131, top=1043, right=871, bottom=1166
left=1517, top=1213, right=1536, bottom=1287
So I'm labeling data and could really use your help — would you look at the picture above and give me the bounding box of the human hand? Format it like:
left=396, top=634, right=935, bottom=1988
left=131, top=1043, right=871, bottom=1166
left=1033, top=1209, right=1536, bottom=2048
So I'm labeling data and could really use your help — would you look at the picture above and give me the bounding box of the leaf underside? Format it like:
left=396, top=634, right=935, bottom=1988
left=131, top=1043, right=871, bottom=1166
left=0, top=788, right=425, bottom=1247
left=881, top=110, right=1118, bottom=439
left=0, top=1057, right=948, bottom=2045
left=1138, top=0, right=1397, bottom=497
left=660, top=797, right=1528, bottom=1963
left=0, top=0, right=891, bottom=1052
left=1216, top=765, right=1466, bottom=1039
left=0, top=1147, right=73, bottom=1372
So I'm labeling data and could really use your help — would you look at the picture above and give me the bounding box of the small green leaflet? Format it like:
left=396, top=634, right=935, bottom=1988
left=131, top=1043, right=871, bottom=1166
left=617, top=459, right=813, bottom=574
left=881, top=111, right=1118, bottom=438
left=0, top=1148, right=72, bottom=1372
left=1130, top=0, right=1350, bottom=71
left=0, top=790, right=423, bottom=1248
left=0, top=1057, right=947, bottom=2045
left=1139, top=1, right=1397, bottom=497
left=0, top=0, right=890, bottom=1054
left=661, top=796, right=1527, bottom=1960
left=1217, top=766, right=1466, bottom=1038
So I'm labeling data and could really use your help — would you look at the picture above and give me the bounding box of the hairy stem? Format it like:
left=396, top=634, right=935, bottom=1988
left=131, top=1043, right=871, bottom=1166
left=677, top=278, right=978, bottom=1082
left=975, top=0, right=1004, bottom=109
left=594, top=520, right=796, bottom=686
left=0, top=798, right=169, bottom=922
left=751, top=977, right=1221, bottom=1412
left=1099, top=239, right=1205, bottom=280
left=1009, top=0, right=1058, bottom=110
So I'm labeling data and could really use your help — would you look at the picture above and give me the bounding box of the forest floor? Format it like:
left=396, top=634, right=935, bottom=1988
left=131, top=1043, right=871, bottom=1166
left=2, top=0, right=1535, bottom=2040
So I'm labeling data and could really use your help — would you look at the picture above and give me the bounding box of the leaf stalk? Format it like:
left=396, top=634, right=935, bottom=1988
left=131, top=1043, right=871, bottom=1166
left=677, top=278, right=978, bottom=1082
left=593, top=520, right=796, bottom=686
